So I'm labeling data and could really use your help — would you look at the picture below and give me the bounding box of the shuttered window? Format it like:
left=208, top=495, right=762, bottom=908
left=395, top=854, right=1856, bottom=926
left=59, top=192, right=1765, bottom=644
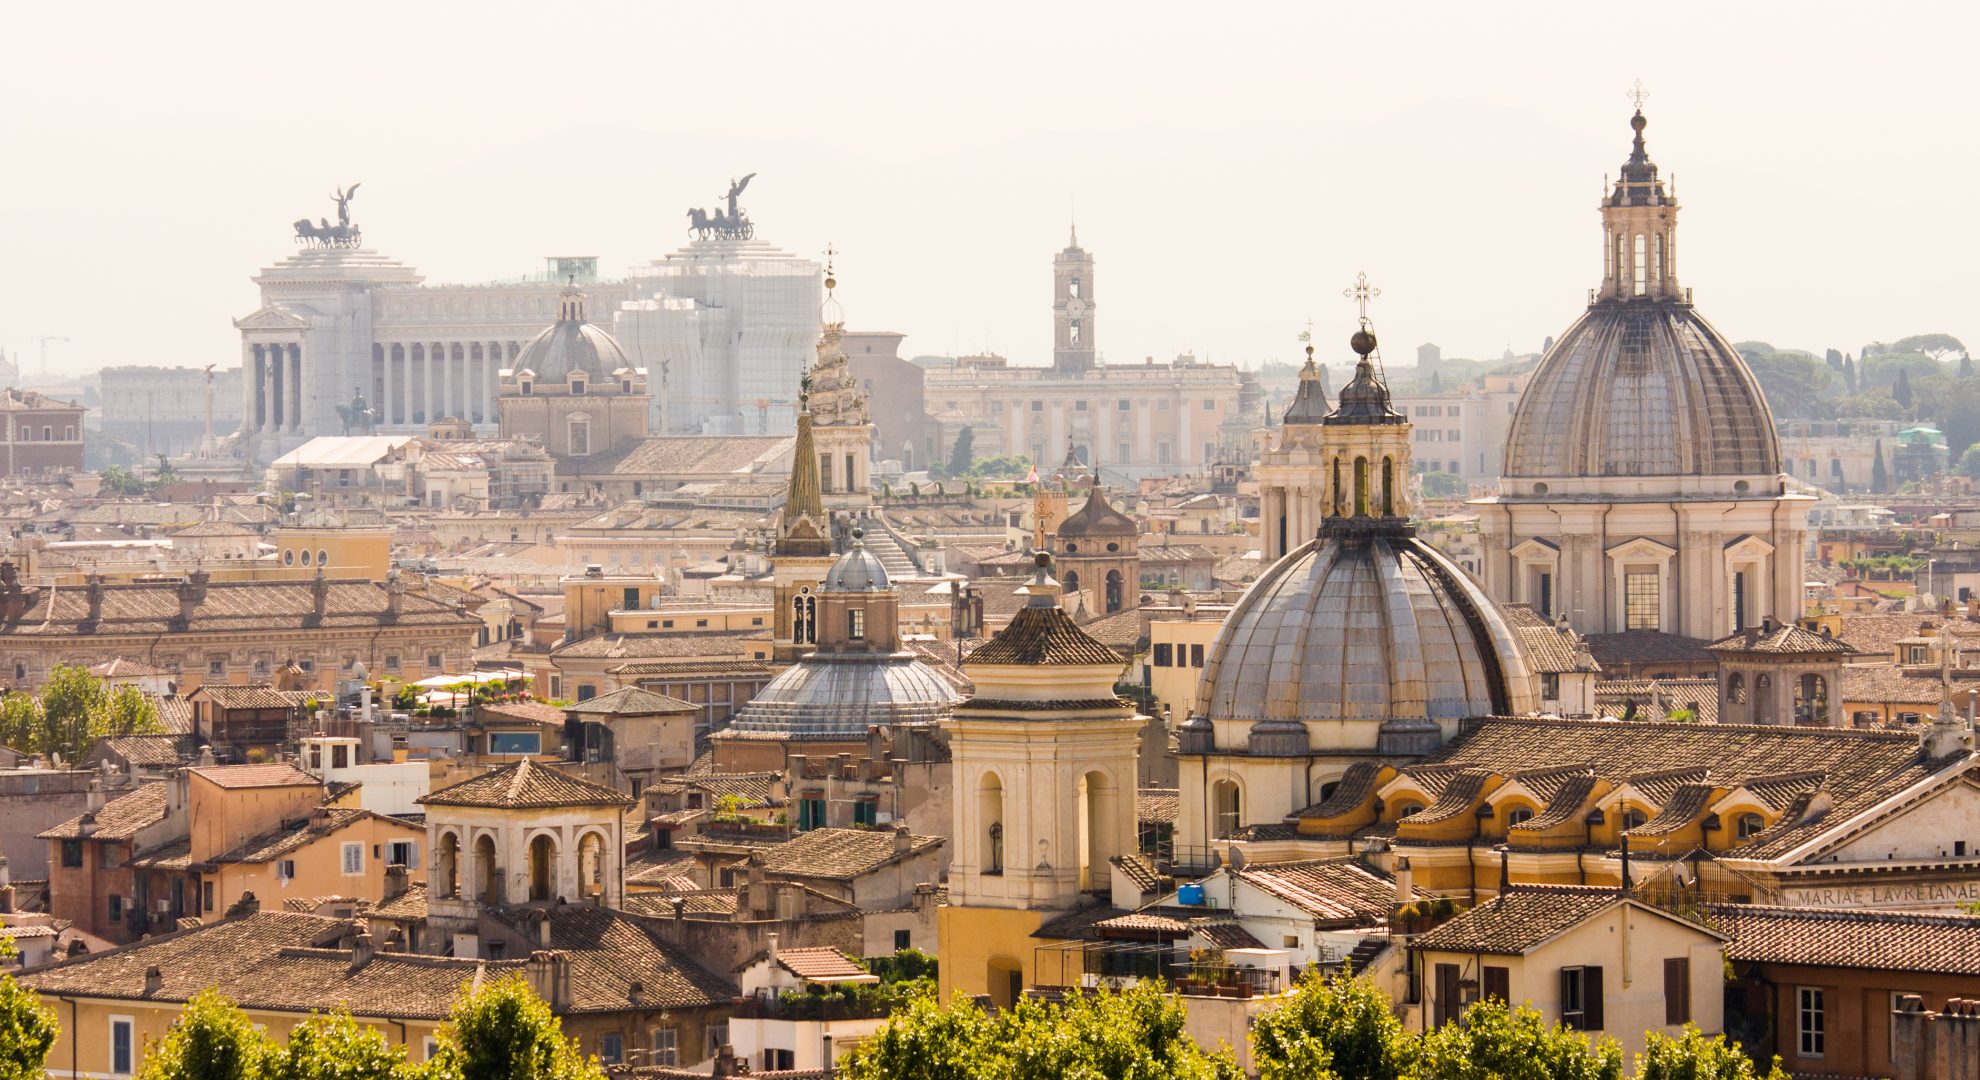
left=1664, top=956, right=1691, bottom=1025
left=1483, top=966, right=1510, bottom=1004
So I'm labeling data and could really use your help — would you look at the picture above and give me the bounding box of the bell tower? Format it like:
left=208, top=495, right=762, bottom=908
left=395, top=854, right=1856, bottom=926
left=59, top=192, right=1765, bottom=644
left=1052, top=228, right=1096, bottom=374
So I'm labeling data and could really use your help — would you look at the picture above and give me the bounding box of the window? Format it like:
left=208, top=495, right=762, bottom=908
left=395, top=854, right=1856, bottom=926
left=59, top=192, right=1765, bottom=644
left=853, top=799, right=877, bottom=827
left=763, top=1050, right=796, bottom=1072
left=1733, top=570, right=1748, bottom=631
left=388, top=840, right=415, bottom=867
left=1118, top=399, right=1131, bottom=411
left=1203, top=399, right=1215, bottom=410
left=570, top=378, right=585, bottom=395
left=1482, top=965, right=1510, bottom=1004
left=108, top=894, right=123, bottom=923
left=1433, top=963, right=1462, bottom=1027
left=341, top=842, right=364, bottom=875
left=798, top=797, right=826, bottom=831
left=568, top=418, right=590, bottom=456
left=423, top=1037, right=439, bottom=1062
left=203, top=881, right=214, bottom=912
left=111, top=1017, right=135, bottom=1076
left=1797, top=986, right=1825, bottom=1057
left=277, top=859, right=296, bottom=880
left=426, top=652, right=443, bottom=670
left=317, top=549, right=329, bottom=567
left=1153, top=643, right=1173, bottom=667
left=704, top=1024, right=729, bottom=1060
left=1540, top=672, right=1560, bottom=700
left=1735, top=812, right=1765, bottom=840
left=649, top=1027, right=677, bottom=1066
left=1075, top=400, right=1087, bottom=411
left=1118, top=442, right=1131, bottom=462
left=208, top=657, right=226, bottom=677
left=488, top=731, right=541, bottom=756
left=1506, top=807, right=1534, bottom=827
left=894, top=929, right=912, bottom=951
left=598, top=1033, right=623, bottom=1065
left=60, top=840, right=82, bottom=868
left=1158, top=399, right=1170, bottom=411
left=1633, top=233, right=1648, bottom=296
left=1190, top=643, right=1204, bottom=667
left=1663, top=956, right=1691, bottom=1025
left=384, top=654, right=401, bottom=671
left=1030, top=400, right=1043, bottom=412
left=1562, top=966, right=1604, bottom=1030
left=1625, top=570, right=1660, bottom=631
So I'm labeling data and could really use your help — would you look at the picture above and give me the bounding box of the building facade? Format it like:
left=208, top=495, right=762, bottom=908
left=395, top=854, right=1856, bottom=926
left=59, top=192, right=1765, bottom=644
left=0, top=389, right=85, bottom=477
left=98, top=366, right=243, bottom=459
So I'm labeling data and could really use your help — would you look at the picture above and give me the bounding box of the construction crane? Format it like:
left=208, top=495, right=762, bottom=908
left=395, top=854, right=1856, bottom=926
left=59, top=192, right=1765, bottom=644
left=29, top=336, right=69, bottom=378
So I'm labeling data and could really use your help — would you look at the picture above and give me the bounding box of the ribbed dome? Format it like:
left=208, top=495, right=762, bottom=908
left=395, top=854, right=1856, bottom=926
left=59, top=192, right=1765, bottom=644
left=1058, top=479, right=1136, bottom=538
left=825, top=536, right=890, bottom=592
left=1194, top=534, right=1537, bottom=753
left=1503, top=303, right=1780, bottom=480
left=514, top=320, right=629, bottom=385
left=720, top=655, right=961, bottom=739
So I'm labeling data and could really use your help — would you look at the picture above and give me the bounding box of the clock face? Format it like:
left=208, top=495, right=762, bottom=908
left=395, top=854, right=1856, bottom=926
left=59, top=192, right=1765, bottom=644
left=1064, top=297, right=1087, bottom=317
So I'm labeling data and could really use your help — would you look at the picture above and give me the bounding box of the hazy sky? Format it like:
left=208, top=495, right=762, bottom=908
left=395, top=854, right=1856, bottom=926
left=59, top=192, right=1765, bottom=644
left=3, top=1, right=1974, bottom=380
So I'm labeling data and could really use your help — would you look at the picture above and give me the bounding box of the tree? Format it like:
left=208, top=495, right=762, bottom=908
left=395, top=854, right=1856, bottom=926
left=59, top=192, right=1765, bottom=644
left=946, top=426, right=975, bottom=477
left=1959, top=445, right=1980, bottom=480
left=25, top=666, right=162, bottom=761
left=266, top=1009, right=417, bottom=1080
left=0, top=939, right=56, bottom=1080
left=1872, top=438, right=1890, bottom=493
left=1414, top=999, right=1623, bottom=1080
left=136, top=988, right=273, bottom=1080
left=1843, top=354, right=1857, bottom=395
left=1824, top=348, right=1843, bottom=370
left=841, top=982, right=1239, bottom=1080
left=1964, top=355, right=1975, bottom=379
left=1894, top=368, right=1914, bottom=412
left=1420, top=472, right=1468, bottom=500
left=1636, top=1025, right=1786, bottom=1080
left=0, top=697, right=40, bottom=760
left=1251, top=969, right=1416, bottom=1080
left=424, top=972, right=602, bottom=1080
left=1891, top=333, right=1967, bottom=365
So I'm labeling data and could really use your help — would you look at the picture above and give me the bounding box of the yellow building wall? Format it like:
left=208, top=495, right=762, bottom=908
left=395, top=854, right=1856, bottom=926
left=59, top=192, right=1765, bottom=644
left=210, top=816, right=428, bottom=915
left=937, top=905, right=1051, bottom=1008
left=188, top=778, right=325, bottom=865
left=268, top=529, right=393, bottom=582
left=1145, top=619, right=1224, bottom=721
left=608, top=607, right=771, bottom=635
left=39, top=996, right=445, bottom=1079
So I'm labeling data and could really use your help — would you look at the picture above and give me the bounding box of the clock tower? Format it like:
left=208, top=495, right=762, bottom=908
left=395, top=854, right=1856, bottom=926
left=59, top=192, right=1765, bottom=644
left=1052, top=227, right=1096, bottom=374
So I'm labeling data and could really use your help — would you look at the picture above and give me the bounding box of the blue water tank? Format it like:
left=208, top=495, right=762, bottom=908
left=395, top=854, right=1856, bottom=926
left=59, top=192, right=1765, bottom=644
left=1177, top=883, right=1205, bottom=906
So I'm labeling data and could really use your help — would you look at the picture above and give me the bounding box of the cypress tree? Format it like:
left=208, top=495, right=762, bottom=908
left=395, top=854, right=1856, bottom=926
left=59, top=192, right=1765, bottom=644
left=1895, top=368, right=1914, bottom=412
left=1872, top=438, right=1889, bottom=493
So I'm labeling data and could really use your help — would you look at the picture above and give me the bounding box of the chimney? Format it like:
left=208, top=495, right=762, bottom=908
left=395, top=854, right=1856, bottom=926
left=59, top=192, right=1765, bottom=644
left=1498, top=848, right=1511, bottom=894
left=187, top=567, right=209, bottom=603
left=1393, top=856, right=1413, bottom=905
left=382, top=864, right=409, bottom=903
left=382, top=572, right=403, bottom=624
left=144, top=966, right=163, bottom=995
left=893, top=821, right=913, bottom=855
left=766, top=932, right=779, bottom=969
left=349, top=930, right=375, bottom=970
left=83, top=573, right=103, bottom=628
left=526, top=951, right=571, bottom=1011
left=175, top=579, right=198, bottom=630
left=537, top=915, right=553, bottom=948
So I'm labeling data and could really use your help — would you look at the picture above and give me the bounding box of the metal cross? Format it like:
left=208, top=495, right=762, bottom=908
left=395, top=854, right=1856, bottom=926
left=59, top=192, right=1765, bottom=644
left=1297, top=318, right=1314, bottom=344
left=822, top=242, right=838, bottom=275
left=1343, top=272, right=1380, bottom=321
left=1628, top=79, right=1649, bottom=111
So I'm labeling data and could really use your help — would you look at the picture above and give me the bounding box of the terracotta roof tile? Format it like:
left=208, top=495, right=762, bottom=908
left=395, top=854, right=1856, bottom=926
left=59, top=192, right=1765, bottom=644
left=1112, top=854, right=1164, bottom=893
left=756, top=828, right=942, bottom=881
left=1136, top=788, right=1179, bottom=825
left=1191, top=919, right=1266, bottom=950
left=418, top=759, right=633, bottom=810
left=1412, top=886, right=1635, bottom=955
left=1709, top=623, right=1856, bottom=656
left=90, top=735, right=183, bottom=767
left=564, top=686, right=696, bottom=716
left=529, top=906, right=739, bottom=1010
left=1707, top=904, right=1980, bottom=976
left=1582, top=631, right=1715, bottom=669
left=0, top=578, right=478, bottom=637
left=550, top=634, right=753, bottom=661
left=190, top=763, right=319, bottom=790
left=38, top=782, right=165, bottom=841
left=1233, top=858, right=1394, bottom=924
left=964, top=604, right=1123, bottom=667
left=775, top=947, right=876, bottom=983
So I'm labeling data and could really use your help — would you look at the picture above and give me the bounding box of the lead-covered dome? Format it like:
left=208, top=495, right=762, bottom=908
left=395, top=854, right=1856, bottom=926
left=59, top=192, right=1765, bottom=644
left=513, top=284, right=629, bottom=384
left=1503, top=304, right=1780, bottom=479
left=1502, top=106, right=1781, bottom=485
left=1193, top=533, right=1537, bottom=755
left=719, top=654, right=961, bottom=739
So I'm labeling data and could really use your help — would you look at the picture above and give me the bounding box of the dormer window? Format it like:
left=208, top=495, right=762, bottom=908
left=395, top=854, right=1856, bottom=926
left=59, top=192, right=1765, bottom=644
left=520, top=380, right=533, bottom=396
left=570, top=377, right=585, bottom=395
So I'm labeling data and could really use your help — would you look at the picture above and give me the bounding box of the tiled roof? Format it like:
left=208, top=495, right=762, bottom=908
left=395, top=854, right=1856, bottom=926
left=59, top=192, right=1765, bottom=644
left=756, top=828, right=942, bottom=881
left=15, top=912, right=368, bottom=1004
left=607, top=659, right=776, bottom=678
left=1079, top=608, right=1147, bottom=652
left=1137, top=788, right=1179, bottom=825
left=91, top=735, right=182, bottom=767
left=1620, top=767, right=1713, bottom=805
left=1833, top=613, right=1980, bottom=657
left=170, top=521, right=258, bottom=538
left=1708, top=623, right=1855, bottom=656
left=1411, top=886, right=1634, bottom=955
left=1423, top=717, right=1951, bottom=861
left=1112, top=854, right=1164, bottom=893
left=1234, top=858, right=1394, bottom=924
left=0, top=578, right=478, bottom=637
left=549, top=634, right=752, bottom=661
left=1582, top=631, right=1716, bottom=669
left=474, top=700, right=569, bottom=727
left=418, top=759, right=633, bottom=810
left=564, top=686, right=696, bottom=716
left=372, top=882, right=428, bottom=921
left=579, top=435, right=792, bottom=479
left=1402, top=769, right=1496, bottom=825
left=1509, top=771, right=1601, bottom=835
left=152, top=694, right=192, bottom=735
left=1592, top=679, right=1721, bottom=724
left=88, top=657, right=169, bottom=678
left=1057, top=482, right=1138, bottom=538
left=1191, top=919, right=1266, bottom=950
left=527, top=906, right=739, bottom=1011
left=1502, top=604, right=1597, bottom=674
left=1840, top=665, right=1944, bottom=706
left=1033, top=904, right=1132, bottom=941
left=211, top=808, right=384, bottom=865
left=775, top=947, right=875, bottom=983
left=650, top=772, right=781, bottom=806
left=964, top=604, right=1124, bottom=667
left=1092, top=911, right=1188, bottom=935
left=190, top=763, right=319, bottom=790
left=38, top=783, right=166, bottom=841
left=1626, top=782, right=1716, bottom=837
left=1299, top=761, right=1387, bottom=819
left=1736, top=771, right=1826, bottom=812
left=192, top=685, right=311, bottom=711
left=1706, top=904, right=1980, bottom=976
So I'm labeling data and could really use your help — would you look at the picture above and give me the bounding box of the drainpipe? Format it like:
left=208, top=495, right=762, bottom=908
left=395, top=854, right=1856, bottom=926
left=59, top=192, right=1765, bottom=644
left=60, top=996, right=76, bottom=1079
left=1599, top=505, right=1615, bottom=632
left=1669, top=502, right=1683, bottom=634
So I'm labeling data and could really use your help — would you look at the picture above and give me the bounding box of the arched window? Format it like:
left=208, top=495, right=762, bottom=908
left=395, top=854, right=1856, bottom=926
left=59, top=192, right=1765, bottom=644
left=1622, top=807, right=1648, bottom=831
left=1061, top=570, right=1080, bottom=598
left=978, top=773, right=1005, bottom=875
left=1755, top=674, right=1775, bottom=723
left=1633, top=234, right=1648, bottom=296
left=1616, top=232, right=1628, bottom=286
left=578, top=832, right=605, bottom=899
left=474, top=834, right=498, bottom=904
left=1354, top=457, right=1370, bottom=517
left=1653, top=232, right=1665, bottom=283
left=528, top=834, right=556, bottom=902
left=1076, top=770, right=1120, bottom=892
left=1211, top=779, right=1243, bottom=840
left=1507, top=807, right=1535, bottom=828
left=437, top=833, right=460, bottom=899
left=1104, top=570, right=1124, bottom=614
left=1331, top=458, right=1345, bottom=516
left=1381, top=457, right=1395, bottom=516
left=1727, top=672, right=1747, bottom=705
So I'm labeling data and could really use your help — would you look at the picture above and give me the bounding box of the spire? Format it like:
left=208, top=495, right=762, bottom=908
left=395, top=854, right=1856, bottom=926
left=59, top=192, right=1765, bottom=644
left=1282, top=339, right=1332, bottom=425
left=1021, top=550, right=1063, bottom=608
left=1326, top=273, right=1403, bottom=427
left=774, top=388, right=830, bottom=558
left=1068, top=222, right=1079, bottom=250
left=1598, top=85, right=1681, bottom=303
left=820, top=243, right=844, bottom=329
left=557, top=274, right=587, bottom=322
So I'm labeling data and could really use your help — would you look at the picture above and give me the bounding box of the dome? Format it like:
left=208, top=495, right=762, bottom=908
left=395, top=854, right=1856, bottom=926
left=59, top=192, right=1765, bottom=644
left=513, top=286, right=629, bottom=384
left=1058, top=478, right=1136, bottom=538
left=825, top=533, right=890, bottom=592
left=720, top=655, right=961, bottom=739
left=1194, top=533, right=1538, bottom=754
left=1503, top=303, right=1780, bottom=480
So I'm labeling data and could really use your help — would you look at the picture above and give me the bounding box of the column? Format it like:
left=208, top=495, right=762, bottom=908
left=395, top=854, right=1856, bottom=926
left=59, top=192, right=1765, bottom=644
left=245, top=342, right=262, bottom=434
left=1178, top=390, right=1193, bottom=465
left=399, top=344, right=414, bottom=427
left=269, top=346, right=284, bottom=435
left=289, top=345, right=304, bottom=431
left=439, top=344, right=453, bottom=422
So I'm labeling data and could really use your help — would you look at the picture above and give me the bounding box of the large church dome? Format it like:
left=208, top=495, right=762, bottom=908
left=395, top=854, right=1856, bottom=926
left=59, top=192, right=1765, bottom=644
left=513, top=284, right=629, bottom=384
left=1502, top=108, right=1780, bottom=487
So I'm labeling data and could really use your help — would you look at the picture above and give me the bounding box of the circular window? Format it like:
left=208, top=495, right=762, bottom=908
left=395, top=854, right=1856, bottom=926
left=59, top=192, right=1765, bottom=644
left=282, top=549, right=294, bottom=566
left=1532, top=482, right=1549, bottom=495
left=318, top=549, right=329, bottom=567
left=1733, top=480, right=1751, bottom=494
left=1065, top=543, right=1078, bottom=553
left=300, top=550, right=312, bottom=566
left=1106, top=542, right=1119, bottom=552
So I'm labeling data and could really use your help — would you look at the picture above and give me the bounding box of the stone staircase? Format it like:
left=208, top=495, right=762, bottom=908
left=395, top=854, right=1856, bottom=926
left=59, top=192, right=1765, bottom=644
left=860, top=523, right=920, bottom=579
left=1343, top=935, right=1388, bottom=974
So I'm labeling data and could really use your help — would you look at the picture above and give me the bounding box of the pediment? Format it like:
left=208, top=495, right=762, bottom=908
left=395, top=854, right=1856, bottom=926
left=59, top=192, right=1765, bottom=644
left=233, top=304, right=311, bottom=330
left=1510, top=538, right=1561, bottom=561
left=1723, top=534, right=1775, bottom=558
left=1606, top=536, right=1678, bottom=561
left=1780, top=769, right=1980, bottom=867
